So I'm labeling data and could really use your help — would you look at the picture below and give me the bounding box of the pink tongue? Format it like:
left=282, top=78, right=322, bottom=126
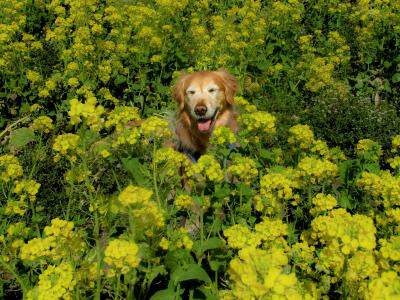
left=198, top=120, right=212, bottom=132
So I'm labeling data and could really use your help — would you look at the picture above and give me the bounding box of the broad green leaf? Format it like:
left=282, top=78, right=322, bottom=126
left=9, top=127, right=36, bottom=149
left=171, top=264, right=211, bottom=285
left=392, top=73, right=400, bottom=83
left=193, top=237, right=225, bottom=257
left=150, top=288, right=176, bottom=300
left=121, top=157, right=149, bottom=186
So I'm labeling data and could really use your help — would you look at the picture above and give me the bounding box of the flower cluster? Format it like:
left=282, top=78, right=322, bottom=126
left=68, top=97, right=105, bottom=132
left=0, top=154, right=23, bottom=183
left=288, top=124, right=315, bottom=150
left=155, top=147, right=190, bottom=179
left=356, top=138, right=382, bottom=161
left=27, top=262, right=76, bottom=300
left=258, top=169, right=300, bottom=215
left=52, top=133, right=80, bottom=162
left=174, top=194, right=196, bottom=211
left=296, top=156, right=338, bottom=185
left=227, top=154, right=258, bottom=184
left=186, top=154, right=224, bottom=184
left=117, top=185, right=165, bottom=235
left=104, top=239, right=140, bottom=277
left=104, top=106, right=141, bottom=133
left=221, top=246, right=306, bottom=299
left=13, top=179, right=41, bottom=202
left=20, top=218, right=85, bottom=262
left=210, top=126, right=237, bottom=146
left=31, top=116, right=54, bottom=134
left=309, top=193, right=337, bottom=215
left=239, top=111, right=276, bottom=142
left=357, top=171, right=400, bottom=209
left=140, top=116, right=172, bottom=141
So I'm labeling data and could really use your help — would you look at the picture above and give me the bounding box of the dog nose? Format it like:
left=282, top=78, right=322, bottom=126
left=194, top=105, right=207, bottom=116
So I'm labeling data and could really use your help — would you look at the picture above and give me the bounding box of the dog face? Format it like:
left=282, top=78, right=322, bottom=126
left=173, top=69, right=238, bottom=133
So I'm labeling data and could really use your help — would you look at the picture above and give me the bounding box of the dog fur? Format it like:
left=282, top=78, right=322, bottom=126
left=172, top=69, right=238, bottom=155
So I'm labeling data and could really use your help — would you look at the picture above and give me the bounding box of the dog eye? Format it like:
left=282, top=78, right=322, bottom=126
left=208, top=88, right=217, bottom=93
left=187, top=90, right=195, bottom=95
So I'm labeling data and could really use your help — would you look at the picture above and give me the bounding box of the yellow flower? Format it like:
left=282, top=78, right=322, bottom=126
left=174, top=194, right=196, bottom=211
left=227, top=154, right=258, bottom=184
left=296, top=156, right=338, bottom=184
left=364, top=272, right=400, bottom=299
left=52, top=133, right=80, bottom=161
left=26, top=70, right=42, bottom=83
left=159, top=237, right=169, bottom=250
left=288, top=124, right=315, bottom=150
left=105, top=106, right=141, bottom=133
left=27, top=262, right=76, bottom=300
left=210, top=126, right=237, bottom=146
left=140, top=116, right=172, bottom=140
left=32, top=116, right=54, bottom=133
left=0, top=155, right=24, bottom=182
left=356, top=139, right=382, bottom=161
left=118, top=185, right=153, bottom=207
left=104, top=239, right=140, bottom=276
left=186, top=154, right=224, bottom=184
left=310, top=193, right=337, bottom=215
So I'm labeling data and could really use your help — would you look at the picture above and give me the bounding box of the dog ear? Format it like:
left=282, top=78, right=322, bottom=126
left=216, top=68, right=238, bottom=105
left=172, top=72, right=188, bottom=111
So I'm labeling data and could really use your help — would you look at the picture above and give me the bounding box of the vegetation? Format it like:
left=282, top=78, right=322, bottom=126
left=1, top=0, right=400, bottom=299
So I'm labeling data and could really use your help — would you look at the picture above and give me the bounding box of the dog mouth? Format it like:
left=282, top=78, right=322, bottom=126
left=196, top=108, right=219, bottom=132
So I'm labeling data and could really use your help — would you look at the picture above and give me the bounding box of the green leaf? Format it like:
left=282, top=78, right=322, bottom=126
left=193, top=237, right=225, bottom=257
left=171, top=264, right=211, bottom=285
left=9, top=127, right=36, bottom=149
left=121, top=157, right=149, bottom=186
left=150, top=288, right=176, bottom=300
left=114, top=75, right=127, bottom=85
left=392, top=73, right=400, bottom=83
left=214, top=184, right=230, bottom=199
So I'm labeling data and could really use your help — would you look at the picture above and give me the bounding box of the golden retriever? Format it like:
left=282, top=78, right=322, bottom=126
left=172, top=69, right=238, bottom=159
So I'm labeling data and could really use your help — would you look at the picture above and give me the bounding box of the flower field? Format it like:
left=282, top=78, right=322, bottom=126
left=1, top=0, right=400, bottom=299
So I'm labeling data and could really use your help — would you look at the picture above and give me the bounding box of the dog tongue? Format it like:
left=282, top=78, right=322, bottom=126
left=198, top=120, right=212, bottom=132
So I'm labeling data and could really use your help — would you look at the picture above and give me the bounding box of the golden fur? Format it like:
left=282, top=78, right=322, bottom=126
left=172, top=69, right=238, bottom=155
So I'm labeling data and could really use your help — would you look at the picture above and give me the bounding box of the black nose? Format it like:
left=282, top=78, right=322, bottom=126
left=194, top=105, right=207, bottom=116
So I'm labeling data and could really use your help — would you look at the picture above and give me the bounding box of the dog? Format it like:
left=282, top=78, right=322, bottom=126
left=172, top=69, right=238, bottom=160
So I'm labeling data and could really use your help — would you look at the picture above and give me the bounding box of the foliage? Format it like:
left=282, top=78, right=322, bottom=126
left=1, top=0, right=400, bottom=299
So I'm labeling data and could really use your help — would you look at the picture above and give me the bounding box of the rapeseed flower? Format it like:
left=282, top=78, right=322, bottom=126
left=105, top=106, right=141, bottom=133
left=356, top=138, right=382, bottom=161
left=13, top=179, right=40, bottom=202
left=174, top=194, right=196, bottom=211
left=27, top=262, right=76, bottom=300
left=227, top=154, right=258, bottom=184
left=104, top=239, right=140, bottom=276
left=0, top=154, right=23, bottom=182
left=288, top=124, right=315, bottom=150
left=210, top=126, right=237, bottom=146
left=310, top=193, right=337, bottom=215
left=31, top=116, right=54, bottom=133
left=223, top=246, right=305, bottom=299
left=186, top=154, right=224, bottom=184
left=364, top=271, right=400, bottom=299
left=118, top=185, right=153, bottom=207
left=52, top=133, right=80, bottom=162
left=155, top=147, right=190, bottom=178
left=141, top=116, right=172, bottom=140
left=296, top=156, right=338, bottom=184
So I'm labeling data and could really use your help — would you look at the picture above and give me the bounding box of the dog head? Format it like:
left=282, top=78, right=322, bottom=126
left=173, top=69, right=238, bottom=133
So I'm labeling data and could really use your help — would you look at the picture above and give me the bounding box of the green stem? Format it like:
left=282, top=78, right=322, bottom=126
left=152, top=142, right=161, bottom=207
left=0, top=256, right=28, bottom=296
left=0, top=116, right=30, bottom=140
left=94, top=210, right=102, bottom=300
left=115, top=273, right=121, bottom=300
